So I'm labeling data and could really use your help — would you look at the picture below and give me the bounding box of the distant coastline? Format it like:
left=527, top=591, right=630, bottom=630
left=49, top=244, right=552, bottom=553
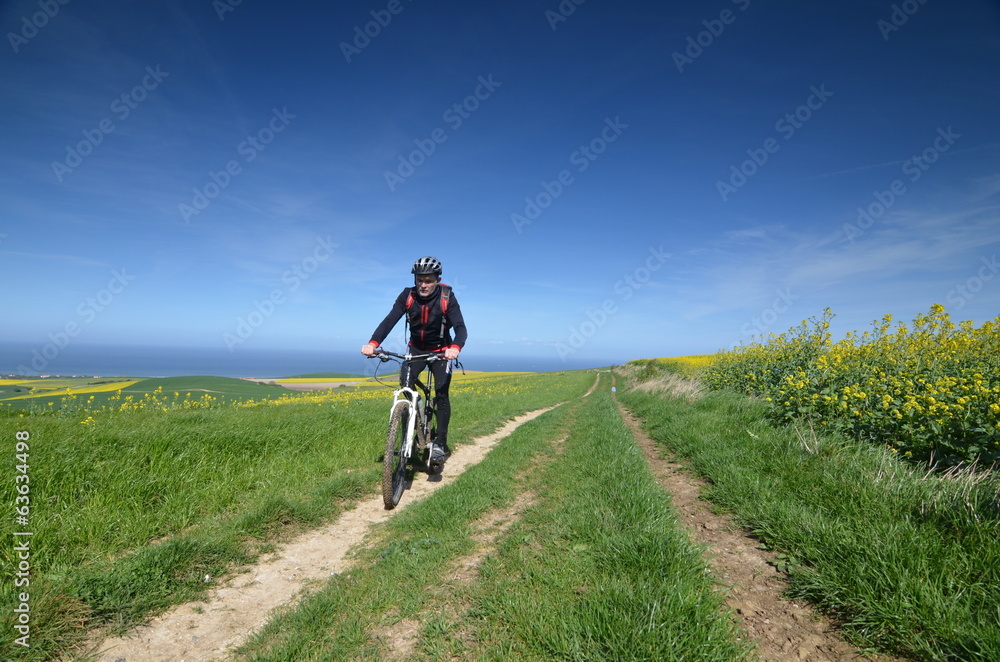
left=0, top=342, right=615, bottom=379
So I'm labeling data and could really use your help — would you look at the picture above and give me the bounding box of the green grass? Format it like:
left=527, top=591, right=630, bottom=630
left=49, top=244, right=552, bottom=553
left=14, top=360, right=992, bottom=661
left=617, top=374, right=1000, bottom=661
left=0, top=369, right=594, bottom=660
left=456, top=378, right=748, bottom=661
left=238, top=375, right=748, bottom=661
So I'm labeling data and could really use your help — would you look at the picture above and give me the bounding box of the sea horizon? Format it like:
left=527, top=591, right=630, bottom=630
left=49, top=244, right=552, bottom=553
left=0, top=342, right=619, bottom=379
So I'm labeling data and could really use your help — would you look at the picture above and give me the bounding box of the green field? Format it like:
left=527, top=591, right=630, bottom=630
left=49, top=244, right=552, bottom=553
left=1, top=365, right=996, bottom=661
left=0, top=376, right=291, bottom=411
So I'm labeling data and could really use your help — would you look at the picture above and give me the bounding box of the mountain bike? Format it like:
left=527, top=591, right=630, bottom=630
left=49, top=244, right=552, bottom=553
left=369, top=350, right=446, bottom=509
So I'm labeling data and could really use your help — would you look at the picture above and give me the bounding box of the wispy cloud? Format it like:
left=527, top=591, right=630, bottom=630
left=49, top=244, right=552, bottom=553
left=0, top=250, right=110, bottom=268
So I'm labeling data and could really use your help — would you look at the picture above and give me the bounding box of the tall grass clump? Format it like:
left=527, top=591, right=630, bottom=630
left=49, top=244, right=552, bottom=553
left=617, top=360, right=706, bottom=402
left=704, top=305, right=1000, bottom=464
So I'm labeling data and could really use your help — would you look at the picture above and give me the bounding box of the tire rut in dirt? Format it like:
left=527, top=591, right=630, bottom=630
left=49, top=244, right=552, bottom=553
left=613, top=391, right=897, bottom=662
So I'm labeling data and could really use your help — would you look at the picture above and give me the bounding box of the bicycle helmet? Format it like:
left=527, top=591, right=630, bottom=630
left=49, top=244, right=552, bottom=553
left=411, top=256, right=443, bottom=275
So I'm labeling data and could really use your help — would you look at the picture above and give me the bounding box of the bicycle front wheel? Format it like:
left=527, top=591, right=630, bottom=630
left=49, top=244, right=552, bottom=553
left=383, top=401, right=410, bottom=509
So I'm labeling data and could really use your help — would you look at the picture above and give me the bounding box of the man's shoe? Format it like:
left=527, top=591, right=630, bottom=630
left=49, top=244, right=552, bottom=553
left=430, top=443, right=451, bottom=465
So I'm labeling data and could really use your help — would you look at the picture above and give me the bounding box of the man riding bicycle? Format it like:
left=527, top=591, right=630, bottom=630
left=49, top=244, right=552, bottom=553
left=361, top=256, right=467, bottom=464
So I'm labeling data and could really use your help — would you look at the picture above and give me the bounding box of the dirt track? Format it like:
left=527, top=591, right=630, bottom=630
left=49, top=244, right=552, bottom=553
left=614, top=398, right=895, bottom=662
left=83, top=375, right=891, bottom=661
left=85, top=407, right=557, bottom=662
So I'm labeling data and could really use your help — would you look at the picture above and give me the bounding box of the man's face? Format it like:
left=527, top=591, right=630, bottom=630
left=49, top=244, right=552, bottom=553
left=415, top=273, right=439, bottom=297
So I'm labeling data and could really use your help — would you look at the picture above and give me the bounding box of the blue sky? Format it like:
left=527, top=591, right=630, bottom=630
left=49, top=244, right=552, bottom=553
left=2, top=0, right=999, bottom=370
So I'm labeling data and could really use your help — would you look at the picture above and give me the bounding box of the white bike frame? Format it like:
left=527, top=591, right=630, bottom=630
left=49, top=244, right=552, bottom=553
left=389, top=384, right=424, bottom=462
left=374, top=351, right=444, bottom=470
left=382, top=350, right=441, bottom=463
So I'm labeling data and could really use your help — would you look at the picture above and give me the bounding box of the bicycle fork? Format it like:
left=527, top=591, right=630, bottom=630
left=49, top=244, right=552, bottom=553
left=392, top=387, right=437, bottom=467
left=391, top=387, right=425, bottom=462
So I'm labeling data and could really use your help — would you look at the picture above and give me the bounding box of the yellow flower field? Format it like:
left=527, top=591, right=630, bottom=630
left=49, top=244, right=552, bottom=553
left=2, top=380, right=139, bottom=400
left=704, top=305, right=1000, bottom=464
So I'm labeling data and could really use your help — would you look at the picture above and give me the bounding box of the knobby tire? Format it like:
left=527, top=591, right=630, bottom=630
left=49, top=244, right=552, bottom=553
left=383, top=401, right=410, bottom=509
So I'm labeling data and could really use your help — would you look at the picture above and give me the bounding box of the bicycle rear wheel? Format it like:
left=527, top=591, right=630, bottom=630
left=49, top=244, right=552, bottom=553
left=383, top=401, right=410, bottom=509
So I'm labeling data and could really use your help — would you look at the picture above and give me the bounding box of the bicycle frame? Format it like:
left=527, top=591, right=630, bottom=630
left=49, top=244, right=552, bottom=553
left=371, top=349, right=449, bottom=508
left=376, top=350, right=442, bottom=461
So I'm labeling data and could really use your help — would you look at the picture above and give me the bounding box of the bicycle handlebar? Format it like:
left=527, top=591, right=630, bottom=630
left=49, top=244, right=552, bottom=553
left=369, top=350, right=445, bottom=363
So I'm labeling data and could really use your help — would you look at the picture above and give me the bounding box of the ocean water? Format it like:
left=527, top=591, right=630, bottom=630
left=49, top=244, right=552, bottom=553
left=0, top=342, right=614, bottom=378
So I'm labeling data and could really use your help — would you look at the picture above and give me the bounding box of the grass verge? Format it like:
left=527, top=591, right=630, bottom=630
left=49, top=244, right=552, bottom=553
left=618, top=376, right=1000, bottom=661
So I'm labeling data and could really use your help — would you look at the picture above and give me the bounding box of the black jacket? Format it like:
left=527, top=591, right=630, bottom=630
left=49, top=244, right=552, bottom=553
left=369, top=284, right=467, bottom=352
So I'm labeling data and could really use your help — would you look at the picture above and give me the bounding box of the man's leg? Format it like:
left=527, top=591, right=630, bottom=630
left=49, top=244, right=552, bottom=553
left=400, top=357, right=426, bottom=389
left=399, top=357, right=426, bottom=439
left=431, top=359, right=453, bottom=458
